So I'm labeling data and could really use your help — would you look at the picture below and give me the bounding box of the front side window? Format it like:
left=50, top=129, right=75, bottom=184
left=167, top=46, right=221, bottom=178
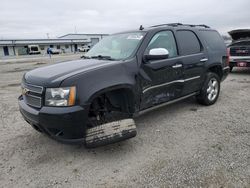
left=145, top=31, right=178, bottom=58
left=86, top=32, right=145, bottom=60
left=176, top=30, right=201, bottom=55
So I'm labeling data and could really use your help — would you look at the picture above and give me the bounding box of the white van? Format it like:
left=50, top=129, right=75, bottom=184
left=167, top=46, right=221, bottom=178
left=28, top=45, right=41, bottom=55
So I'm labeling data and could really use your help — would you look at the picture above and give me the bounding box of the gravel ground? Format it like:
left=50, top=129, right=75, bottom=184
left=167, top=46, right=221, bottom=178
left=0, top=56, right=249, bottom=188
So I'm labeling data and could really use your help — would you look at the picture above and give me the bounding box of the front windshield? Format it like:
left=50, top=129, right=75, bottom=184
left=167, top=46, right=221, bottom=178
left=85, top=32, right=145, bottom=60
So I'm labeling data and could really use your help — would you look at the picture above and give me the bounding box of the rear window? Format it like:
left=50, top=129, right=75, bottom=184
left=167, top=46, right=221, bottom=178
left=176, top=30, right=201, bottom=55
left=200, top=30, right=226, bottom=51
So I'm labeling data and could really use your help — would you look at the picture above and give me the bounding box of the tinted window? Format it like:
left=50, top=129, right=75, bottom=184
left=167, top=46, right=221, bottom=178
left=146, top=31, right=178, bottom=58
left=200, top=30, right=226, bottom=51
left=176, top=30, right=201, bottom=55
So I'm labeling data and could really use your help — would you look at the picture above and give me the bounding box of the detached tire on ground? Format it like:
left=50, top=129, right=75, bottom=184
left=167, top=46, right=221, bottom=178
left=85, top=119, right=137, bottom=148
left=196, top=72, right=220, bottom=105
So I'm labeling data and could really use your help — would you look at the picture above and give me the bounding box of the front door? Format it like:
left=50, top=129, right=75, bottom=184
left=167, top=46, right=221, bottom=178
left=140, top=30, right=184, bottom=110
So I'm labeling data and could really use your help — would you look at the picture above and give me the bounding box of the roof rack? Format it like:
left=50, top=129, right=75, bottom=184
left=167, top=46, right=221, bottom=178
left=150, top=23, right=210, bottom=28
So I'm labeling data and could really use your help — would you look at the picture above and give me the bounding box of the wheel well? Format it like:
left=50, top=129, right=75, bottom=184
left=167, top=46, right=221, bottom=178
left=208, top=65, right=223, bottom=80
left=89, top=88, right=136, bottom=115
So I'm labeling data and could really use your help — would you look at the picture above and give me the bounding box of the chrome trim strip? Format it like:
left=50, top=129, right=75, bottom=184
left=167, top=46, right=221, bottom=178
left=142, top=76, right=200, bottom=93
left=22, top=83, right=44, bottom=94
left=137, top=92, right=198, bottom=116
left=184, top=76, right=201, bottom=82
left=223, top=66, right=230, bottom=70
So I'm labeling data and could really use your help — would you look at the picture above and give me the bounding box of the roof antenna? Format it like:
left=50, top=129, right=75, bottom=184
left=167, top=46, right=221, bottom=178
left=139, top=25, right=144, bottom=30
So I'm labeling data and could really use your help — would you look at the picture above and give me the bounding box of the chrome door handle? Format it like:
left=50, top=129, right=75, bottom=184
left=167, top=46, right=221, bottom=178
left=200, top=58, right=208, bottom=62
left=172, top=64, right=183, bottom=68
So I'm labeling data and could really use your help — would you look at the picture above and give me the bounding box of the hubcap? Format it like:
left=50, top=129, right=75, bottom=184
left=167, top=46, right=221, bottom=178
left=207, top=78, right=218, bottom=101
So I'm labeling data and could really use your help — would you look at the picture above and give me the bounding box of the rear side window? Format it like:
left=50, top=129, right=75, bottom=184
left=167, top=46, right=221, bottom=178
left=200, top=30, right=226, bottom=51
left=176, top=30, right=201, bottom=55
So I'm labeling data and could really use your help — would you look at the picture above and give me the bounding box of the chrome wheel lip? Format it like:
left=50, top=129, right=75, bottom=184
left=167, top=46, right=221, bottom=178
left=207, top=78, right=219, bottom=101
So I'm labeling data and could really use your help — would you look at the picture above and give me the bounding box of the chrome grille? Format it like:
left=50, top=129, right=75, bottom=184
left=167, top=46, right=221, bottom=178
left=21, top=83, right=43, bottom=108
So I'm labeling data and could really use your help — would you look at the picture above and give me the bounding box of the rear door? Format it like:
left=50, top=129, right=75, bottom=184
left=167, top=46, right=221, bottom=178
left=140, top=30, right=184, bottom=110
left=175, top=30, right=206, bottom=95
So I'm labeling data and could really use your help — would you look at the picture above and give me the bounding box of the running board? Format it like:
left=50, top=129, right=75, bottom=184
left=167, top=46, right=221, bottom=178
left=136, top=92, right=198, bottom=117
left=85, top=119, right=137, bottom=148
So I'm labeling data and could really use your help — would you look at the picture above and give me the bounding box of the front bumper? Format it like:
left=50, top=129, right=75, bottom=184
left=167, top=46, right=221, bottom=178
left=18, top=95, right=88, bottom=144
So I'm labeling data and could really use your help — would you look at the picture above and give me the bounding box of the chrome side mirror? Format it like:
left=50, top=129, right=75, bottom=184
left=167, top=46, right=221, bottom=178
left=144, top=48, right=169, bottom=61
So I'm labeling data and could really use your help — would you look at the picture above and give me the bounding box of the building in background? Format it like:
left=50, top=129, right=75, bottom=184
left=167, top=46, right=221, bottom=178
left=0, top=33, right=108, bottom=57
left=59, top=33, right=108, bottom=46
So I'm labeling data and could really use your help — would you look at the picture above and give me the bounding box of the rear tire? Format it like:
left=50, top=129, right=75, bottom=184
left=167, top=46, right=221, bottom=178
left=196, top=72, right=220, bottom=105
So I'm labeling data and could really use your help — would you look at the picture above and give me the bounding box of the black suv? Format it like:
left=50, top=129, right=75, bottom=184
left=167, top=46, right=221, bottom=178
left=18, top=23, right=229, bottom=147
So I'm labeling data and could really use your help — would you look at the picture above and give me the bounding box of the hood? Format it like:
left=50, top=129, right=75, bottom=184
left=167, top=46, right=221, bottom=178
left=228, top=29, right=250, bottom=41
left=24, top=59, right=119, bottom=87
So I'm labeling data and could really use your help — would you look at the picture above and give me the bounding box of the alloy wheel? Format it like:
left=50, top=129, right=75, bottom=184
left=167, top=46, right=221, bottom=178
left=207, top=78, right=219, bottom=101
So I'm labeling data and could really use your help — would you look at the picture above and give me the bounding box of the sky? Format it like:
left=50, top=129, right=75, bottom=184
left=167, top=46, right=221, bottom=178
left=0, top=0, right=250, bottom=39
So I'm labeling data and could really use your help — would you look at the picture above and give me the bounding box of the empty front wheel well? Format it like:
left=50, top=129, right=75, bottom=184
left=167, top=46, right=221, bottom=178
left=88, top=88, right=136, bottom=115
left=87, top=88, right=136, bottom=128
left=105, top=88, right=136, bottom=114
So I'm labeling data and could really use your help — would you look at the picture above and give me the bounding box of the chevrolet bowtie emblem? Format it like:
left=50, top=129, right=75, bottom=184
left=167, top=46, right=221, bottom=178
left=22, top=87, right=30, bottom=95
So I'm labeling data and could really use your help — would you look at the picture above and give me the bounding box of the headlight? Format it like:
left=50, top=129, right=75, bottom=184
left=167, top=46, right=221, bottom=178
left=45, top=87, right=76, bottom=106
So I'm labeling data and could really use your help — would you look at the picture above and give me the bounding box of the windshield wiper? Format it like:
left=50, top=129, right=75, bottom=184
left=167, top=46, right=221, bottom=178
left=91, top=55, right=115, bottom=60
